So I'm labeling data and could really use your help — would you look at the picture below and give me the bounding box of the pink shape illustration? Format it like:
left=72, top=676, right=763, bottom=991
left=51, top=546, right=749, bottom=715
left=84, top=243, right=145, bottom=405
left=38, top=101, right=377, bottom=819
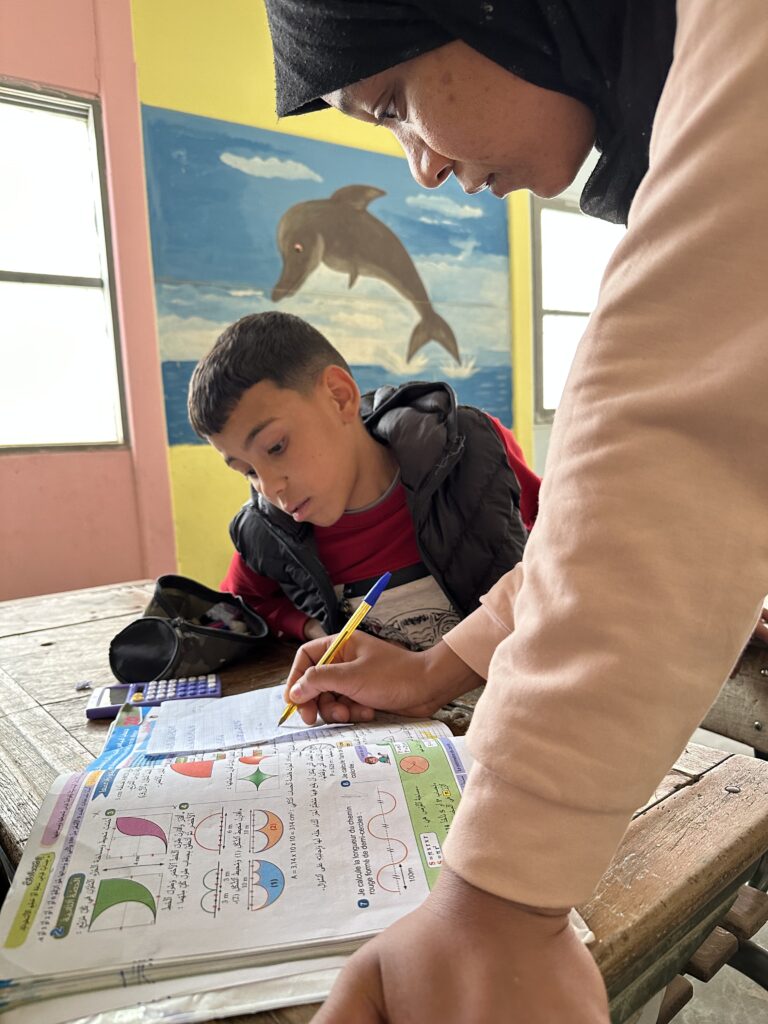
left=116, top=816, right=168, bottom=850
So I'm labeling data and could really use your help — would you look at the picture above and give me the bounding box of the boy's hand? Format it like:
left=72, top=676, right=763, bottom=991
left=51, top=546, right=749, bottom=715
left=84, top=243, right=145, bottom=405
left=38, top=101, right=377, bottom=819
left=302, top=617, right=327, bottom=641
left=284, top=633, right=482, bottom=725
left=312, top=866, right=609, bottom=1024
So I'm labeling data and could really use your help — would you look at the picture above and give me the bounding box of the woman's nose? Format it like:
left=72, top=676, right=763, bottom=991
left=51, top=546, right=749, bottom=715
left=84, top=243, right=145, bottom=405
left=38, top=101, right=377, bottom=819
left=401, top=133, right=453, bottom=189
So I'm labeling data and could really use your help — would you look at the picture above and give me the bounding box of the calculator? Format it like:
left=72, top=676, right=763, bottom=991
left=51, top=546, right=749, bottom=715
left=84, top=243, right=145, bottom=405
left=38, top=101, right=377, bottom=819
left=85, top=674, right=222, bottom=719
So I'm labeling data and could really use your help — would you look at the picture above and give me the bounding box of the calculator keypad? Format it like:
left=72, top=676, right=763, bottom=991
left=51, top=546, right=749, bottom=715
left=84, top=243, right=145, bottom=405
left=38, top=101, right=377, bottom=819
left=129, top=674, right=221, bottom=705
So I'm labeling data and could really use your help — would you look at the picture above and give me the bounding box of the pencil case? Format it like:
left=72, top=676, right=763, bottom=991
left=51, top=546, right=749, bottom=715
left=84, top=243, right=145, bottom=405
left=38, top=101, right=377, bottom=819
left=109, top=574, right=269, bottom=684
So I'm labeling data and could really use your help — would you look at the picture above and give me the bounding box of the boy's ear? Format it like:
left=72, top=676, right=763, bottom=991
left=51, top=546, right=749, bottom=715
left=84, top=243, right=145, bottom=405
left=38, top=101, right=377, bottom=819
left=322, top=365, right=360, bottom=423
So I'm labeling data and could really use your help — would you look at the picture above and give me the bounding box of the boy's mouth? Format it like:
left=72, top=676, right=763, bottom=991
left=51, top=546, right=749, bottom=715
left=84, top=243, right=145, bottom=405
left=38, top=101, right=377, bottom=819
left=289, top=498, right=311, bottom=522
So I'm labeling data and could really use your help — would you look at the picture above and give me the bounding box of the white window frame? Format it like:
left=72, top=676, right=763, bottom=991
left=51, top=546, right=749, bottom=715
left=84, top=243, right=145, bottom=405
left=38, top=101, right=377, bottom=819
left=0, top=83, right=127, bottom=451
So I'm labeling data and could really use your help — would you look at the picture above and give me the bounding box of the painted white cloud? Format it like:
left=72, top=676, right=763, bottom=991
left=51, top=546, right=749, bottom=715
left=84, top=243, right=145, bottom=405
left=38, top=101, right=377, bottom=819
left=219, top=152, right=322, bottom=182
left=406, top=194, right=483, bottom=220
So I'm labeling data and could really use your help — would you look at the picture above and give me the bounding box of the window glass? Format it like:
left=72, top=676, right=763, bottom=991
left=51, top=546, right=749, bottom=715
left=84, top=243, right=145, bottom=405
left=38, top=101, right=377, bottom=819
left=0, top=101, right=103, bottom=278
left=0, top=89, right=123, bottom=447
left=542, top=313, right=589, bottom=410
left=0, top=282, right=123, bottom=446
left=541, top=207, right=625, bottom=313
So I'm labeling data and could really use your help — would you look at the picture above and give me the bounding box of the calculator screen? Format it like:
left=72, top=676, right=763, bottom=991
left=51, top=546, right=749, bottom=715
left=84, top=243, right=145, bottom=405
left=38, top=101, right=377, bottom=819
left=105, top=686, right=131, bottom=704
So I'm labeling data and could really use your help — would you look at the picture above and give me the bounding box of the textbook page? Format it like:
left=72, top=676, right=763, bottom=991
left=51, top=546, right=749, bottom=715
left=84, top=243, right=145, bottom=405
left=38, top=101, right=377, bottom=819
left=146, top=684, right=359, bottom=755
left=0, top=725, right=468, bottom=1014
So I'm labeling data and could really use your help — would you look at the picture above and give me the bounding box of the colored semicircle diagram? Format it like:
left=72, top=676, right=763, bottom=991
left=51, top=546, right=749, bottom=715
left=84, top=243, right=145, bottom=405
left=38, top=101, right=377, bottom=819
left=251, top=810, right=283, bottom=853
left=249, top=859, right=285, bottom=910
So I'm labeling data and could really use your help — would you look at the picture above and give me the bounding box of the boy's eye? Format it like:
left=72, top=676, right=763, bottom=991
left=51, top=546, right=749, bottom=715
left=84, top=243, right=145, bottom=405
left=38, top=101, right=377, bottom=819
left=267, top=440, right=285, bottom=456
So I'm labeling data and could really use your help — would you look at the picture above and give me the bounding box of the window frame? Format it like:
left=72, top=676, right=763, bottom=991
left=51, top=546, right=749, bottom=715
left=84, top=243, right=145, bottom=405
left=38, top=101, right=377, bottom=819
left=531, top=194, right=591, bottom=425
left=0, top=82, right=128, bottom=452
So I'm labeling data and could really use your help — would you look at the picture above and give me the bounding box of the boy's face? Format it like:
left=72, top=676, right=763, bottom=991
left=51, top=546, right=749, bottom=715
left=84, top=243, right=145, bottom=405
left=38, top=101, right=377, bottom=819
left=208, top=368, right=362, bottom=527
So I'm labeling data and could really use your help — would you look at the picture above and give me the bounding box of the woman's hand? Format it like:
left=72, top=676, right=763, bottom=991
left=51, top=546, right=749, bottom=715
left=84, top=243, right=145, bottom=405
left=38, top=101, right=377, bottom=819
left=753, top=601, right=768, bottom=645
left=283, top=632, right=482, bottom=725
left=312, top=866, right=610, bottom=1024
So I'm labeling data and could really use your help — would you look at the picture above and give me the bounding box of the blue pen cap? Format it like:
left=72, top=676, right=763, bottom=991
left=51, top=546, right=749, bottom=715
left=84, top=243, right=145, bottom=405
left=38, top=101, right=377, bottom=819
left=362, top=571, right=391, bottom=607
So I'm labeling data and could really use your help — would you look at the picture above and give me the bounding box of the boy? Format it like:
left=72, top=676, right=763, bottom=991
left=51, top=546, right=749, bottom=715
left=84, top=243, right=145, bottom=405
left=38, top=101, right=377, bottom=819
left=188, top=311, right=540, bottom=652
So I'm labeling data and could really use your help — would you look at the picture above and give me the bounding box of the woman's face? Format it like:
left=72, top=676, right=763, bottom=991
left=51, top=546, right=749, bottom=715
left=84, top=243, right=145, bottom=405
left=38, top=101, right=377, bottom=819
left=324, top=41, right=596, bottom=199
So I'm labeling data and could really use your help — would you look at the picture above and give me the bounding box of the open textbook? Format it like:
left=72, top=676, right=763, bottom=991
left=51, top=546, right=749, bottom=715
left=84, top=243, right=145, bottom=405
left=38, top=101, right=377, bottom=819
left=0, top=692, right=471, bottom=1022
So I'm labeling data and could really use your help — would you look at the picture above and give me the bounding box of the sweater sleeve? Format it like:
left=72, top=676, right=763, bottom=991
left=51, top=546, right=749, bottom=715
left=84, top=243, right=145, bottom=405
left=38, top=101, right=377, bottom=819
left=220, top=552, right=309, bottom=641
left=444, top=0, right=768, bottom=908
left=485, top=415, right=541, bottom=530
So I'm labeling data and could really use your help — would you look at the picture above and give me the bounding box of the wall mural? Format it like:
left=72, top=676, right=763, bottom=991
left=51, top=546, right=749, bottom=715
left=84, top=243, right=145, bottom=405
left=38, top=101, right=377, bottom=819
left=141, top=106, right=513, bottom=446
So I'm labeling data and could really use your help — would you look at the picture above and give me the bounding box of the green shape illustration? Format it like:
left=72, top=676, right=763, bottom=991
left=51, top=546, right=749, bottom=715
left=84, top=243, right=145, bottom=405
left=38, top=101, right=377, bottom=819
left=90, top=878, right=157, bottom=928
left=241, top=766, right=274, bottom=790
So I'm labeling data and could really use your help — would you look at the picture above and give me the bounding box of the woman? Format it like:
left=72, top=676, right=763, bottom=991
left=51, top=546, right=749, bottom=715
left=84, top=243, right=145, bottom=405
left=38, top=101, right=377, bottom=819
left=264, top=3, right=768, bottom=1022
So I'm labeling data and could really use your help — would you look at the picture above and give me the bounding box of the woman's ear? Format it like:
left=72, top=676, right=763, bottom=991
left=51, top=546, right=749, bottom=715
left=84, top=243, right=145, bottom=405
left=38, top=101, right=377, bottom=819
left=323, top=365, right=361, bottom=424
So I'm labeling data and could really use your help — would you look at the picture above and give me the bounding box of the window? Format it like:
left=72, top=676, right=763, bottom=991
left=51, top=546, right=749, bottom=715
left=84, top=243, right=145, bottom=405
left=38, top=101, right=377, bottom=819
left=532, top=196, right=625, bottom=422
left=0, top=86, right=125, bottom=448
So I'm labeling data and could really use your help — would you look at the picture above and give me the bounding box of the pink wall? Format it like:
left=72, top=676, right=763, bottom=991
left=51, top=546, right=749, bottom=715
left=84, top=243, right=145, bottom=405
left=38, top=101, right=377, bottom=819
left=0, top=0, right=176, bottom=599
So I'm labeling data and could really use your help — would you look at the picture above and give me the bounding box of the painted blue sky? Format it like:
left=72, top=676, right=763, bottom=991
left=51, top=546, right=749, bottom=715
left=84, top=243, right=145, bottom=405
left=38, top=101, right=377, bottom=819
left=142, top=105, right=509, bottom=291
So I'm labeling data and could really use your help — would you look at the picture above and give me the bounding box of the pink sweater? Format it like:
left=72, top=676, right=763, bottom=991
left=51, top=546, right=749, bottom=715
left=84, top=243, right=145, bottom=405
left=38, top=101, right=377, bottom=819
left=442, top=0, right=768, bottom=908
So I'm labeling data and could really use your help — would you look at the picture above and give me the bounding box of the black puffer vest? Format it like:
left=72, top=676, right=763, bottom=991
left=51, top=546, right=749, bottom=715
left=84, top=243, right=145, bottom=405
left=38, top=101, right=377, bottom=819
left=229, top=381, right=528, bottom=634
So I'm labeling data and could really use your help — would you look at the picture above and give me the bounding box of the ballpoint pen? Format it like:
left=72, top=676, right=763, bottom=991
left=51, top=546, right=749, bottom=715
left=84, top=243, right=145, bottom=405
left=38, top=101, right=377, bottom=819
left=276, top=571, right=391, bottom=726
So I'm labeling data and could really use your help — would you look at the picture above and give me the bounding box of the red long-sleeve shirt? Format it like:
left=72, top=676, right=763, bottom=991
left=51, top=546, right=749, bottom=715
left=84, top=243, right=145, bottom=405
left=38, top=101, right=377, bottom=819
left=221, top=415, right=539, bottom=640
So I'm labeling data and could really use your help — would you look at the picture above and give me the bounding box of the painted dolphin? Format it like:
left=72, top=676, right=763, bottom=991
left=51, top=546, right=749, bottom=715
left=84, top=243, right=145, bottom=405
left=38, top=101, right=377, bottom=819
left=271, top=185, right=460, bottom=364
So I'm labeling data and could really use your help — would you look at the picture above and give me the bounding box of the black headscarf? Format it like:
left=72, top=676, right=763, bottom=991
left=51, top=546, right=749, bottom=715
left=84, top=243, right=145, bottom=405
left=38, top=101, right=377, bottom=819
left=263, top=0, right=676, bottom=225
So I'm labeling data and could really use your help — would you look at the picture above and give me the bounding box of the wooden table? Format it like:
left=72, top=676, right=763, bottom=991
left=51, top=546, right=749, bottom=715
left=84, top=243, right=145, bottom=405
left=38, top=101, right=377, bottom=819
left=1, top=581, right=767, bottom=1024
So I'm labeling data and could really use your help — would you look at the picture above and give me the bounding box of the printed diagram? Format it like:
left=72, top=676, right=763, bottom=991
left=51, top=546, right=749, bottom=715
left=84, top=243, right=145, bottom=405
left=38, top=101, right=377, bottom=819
left=192, top=807, right=284, bottom=854
left=250, top=809, right=284, bottom=853
left=249, top=859, right=285, bottom=910
left=368, top=789, right=409, bottom=894
left=399, top=755, right=430, bottom=774
left=90, top=875, right=161, bottom=931
left=200, top=859, right=285, bottom=915
left=237, top=751, right=279, bottom=792
left=171, top=752, right=227, bottom=778
left=103, top=814, right=171, bottom=865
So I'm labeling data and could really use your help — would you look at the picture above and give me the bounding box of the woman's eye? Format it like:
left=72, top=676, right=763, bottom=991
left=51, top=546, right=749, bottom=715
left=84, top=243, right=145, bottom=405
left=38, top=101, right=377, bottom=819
left=377, top=101, right=400, bottom=124
left=267, top=440, right=285, bottom=456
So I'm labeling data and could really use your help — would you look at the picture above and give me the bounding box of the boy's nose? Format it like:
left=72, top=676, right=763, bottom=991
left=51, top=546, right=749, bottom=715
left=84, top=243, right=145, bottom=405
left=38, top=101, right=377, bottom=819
left=255, top=468, right=286, bottom=506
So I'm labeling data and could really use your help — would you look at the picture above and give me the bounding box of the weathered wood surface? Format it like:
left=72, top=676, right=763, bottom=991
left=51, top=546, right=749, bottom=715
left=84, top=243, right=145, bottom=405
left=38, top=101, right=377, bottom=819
left=581, top=755, right=768, bottom=1019
left=701, top=641, right=768, bottom=754
left=656, top=976, right=694, bottom=1024
left=0, top=580, right=152, bottom=638
left=1, top=584, right=768, bottom=1024
left=720, top=885, right=768, bottom=942
left=685, top=925, right=739, bottom=982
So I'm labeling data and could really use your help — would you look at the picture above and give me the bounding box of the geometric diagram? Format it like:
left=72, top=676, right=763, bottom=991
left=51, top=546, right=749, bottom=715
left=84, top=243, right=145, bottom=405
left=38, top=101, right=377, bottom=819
left=106, top=813, right=172, bottom=865
left=398, top=755, right=430, bottom=775
left=249, top=809, right=283, bottom=853
left=200, top=864, right=223, bottom=916
left=171, top=760, right=216, bottom=779
left=248, top=859, right=285, bottom=910
left=239, top=750, right=266, bottom=765
left=116, top=816, right=168, bottom=850
left=194, top=809, right=225, bottom=852
left=367, top=789, right=409, bottom=894
left=239, top=759, right=277, bottom=791
left=89, top=876, right=159, bottom=930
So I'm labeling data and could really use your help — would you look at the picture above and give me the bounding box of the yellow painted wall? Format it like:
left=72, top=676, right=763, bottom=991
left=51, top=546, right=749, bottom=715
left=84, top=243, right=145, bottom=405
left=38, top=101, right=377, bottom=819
left=131, top=0, right=534, bottom=588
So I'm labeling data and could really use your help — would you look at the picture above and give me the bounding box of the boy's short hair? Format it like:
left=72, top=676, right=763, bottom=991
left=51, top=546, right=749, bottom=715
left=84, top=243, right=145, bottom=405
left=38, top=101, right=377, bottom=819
left=188, top=311, right=351, bottom=437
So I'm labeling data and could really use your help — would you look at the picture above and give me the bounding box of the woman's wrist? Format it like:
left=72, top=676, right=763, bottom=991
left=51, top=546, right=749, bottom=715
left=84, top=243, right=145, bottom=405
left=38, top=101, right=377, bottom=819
left=422, top=639, right=483, bottom=707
